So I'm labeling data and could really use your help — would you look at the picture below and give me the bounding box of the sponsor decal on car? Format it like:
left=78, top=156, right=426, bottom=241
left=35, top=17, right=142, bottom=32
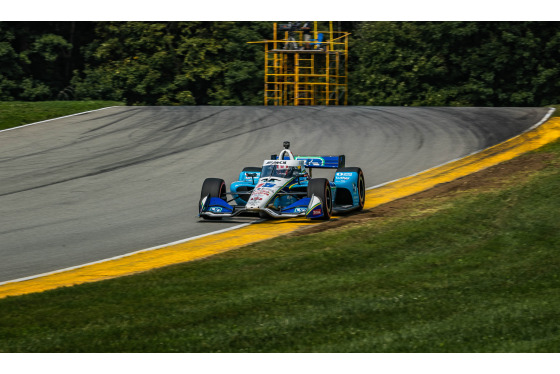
left=296, top=156, right=325, bottom=167
left=253, top=188, right=271, bottom=195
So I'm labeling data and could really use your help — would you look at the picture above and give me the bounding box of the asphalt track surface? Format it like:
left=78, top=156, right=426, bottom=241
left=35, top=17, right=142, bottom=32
left=0, top=106, right=551, bottom=283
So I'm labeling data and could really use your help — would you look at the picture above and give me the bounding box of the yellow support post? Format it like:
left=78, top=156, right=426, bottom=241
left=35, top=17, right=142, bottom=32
left=250, top=22, right=350, bottom=106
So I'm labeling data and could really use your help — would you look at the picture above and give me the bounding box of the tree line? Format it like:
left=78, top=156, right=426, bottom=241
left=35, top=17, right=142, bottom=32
left=1, top=21, right=559, bottom=106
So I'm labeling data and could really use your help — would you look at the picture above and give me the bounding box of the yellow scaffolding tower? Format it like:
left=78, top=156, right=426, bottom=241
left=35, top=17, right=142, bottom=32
left=249, top=22, right=350, bottom=106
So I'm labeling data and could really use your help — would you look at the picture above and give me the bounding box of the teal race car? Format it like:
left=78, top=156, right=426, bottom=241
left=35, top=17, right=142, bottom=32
left=199, top=141, right=365, bottom=220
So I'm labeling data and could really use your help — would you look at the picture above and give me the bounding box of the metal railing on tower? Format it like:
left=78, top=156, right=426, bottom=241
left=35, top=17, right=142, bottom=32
left=249, top=21, right=350, bottom=106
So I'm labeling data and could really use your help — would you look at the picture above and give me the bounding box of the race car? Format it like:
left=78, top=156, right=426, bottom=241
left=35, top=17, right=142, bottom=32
left=198, top=141, right=365, bottom=220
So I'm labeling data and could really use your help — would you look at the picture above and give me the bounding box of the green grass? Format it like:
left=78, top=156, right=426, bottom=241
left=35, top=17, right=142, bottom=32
left=0, top=101, right=124, bottom=131
left=1, top=139, right=559, bottom=352
left=548, top=104, right=560, bottom=117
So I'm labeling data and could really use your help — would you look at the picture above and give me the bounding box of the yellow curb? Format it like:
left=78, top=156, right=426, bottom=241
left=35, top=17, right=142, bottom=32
left=364, top=116, right=560, bottom=209
left=0, top=219, right=316, bottom=298
left=1, top=116, right=559, bottom=299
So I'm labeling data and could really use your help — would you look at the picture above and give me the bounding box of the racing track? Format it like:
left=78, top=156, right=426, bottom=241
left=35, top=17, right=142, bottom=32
left=0, top=106, right=552, bottom=283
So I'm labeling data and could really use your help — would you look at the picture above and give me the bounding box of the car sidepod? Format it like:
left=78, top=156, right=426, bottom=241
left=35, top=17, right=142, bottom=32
left=231, top=167, right=262, bottom=205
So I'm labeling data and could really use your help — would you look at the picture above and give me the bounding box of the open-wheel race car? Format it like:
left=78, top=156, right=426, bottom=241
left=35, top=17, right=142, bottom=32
left=198, top=141, right=365, bottom=220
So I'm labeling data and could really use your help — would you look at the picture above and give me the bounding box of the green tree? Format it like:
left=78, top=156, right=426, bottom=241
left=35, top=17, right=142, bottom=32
left=0, top=25, right=21, bottom=100
left=0, top=21, right=95, bottom=101
left=72, top=21, right=268, bottom=105
left=350, top=21, right=560, bottom=106
left=2, top=21, right=559, bottom=106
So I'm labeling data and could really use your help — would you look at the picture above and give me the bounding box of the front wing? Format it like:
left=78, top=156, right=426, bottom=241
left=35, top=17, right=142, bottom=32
left=199, top=195, right=328, bottom=219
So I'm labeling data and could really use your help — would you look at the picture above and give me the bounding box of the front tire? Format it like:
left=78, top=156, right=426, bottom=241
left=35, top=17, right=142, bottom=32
left=307, top=178, right=332, bottom=220
left=200, top=178, right=226, bottom=220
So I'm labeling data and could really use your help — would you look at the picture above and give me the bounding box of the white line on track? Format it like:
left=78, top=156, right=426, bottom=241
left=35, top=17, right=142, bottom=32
left=0, top=222, right=252, bottom=286
left=0, top=106, right=120, bottom=133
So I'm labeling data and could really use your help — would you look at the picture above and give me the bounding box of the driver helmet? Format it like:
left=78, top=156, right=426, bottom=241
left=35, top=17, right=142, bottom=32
left=276, top=164, right=289, bottom=177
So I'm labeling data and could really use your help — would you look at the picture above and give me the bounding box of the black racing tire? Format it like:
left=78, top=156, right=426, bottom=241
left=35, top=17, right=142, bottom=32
left=200, top=178, right=226, bottom=220
left=307, top=178, right=332, bottom=220
left=337, top=167, right=365, bottom=210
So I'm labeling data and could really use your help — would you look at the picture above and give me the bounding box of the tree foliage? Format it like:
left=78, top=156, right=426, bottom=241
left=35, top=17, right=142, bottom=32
left=1, top=22, right=95, bottom=101
left=71, top=21, right=269, bottom=105
left=1, top=21, right=559, bottom=106
left=350, top=22, right=560, bottom=106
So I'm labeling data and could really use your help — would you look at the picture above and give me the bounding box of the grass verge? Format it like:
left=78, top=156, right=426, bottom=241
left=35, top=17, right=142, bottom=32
left=548, top=104, right=560, bottom=116
left=0, top=137, right=559, bottom=352
left=0, top=101, right=123, bottom=131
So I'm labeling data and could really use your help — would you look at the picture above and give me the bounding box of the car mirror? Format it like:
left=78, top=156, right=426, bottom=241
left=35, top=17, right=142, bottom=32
left=246, top=172, right=258, bottom=184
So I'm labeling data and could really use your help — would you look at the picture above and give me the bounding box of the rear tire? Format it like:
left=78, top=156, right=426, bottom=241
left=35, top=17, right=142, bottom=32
left=337, top=167, right=365, bottom=210
left=307, top=178, right=332, bottom=220
left=200, top=178, right=226, bottom=220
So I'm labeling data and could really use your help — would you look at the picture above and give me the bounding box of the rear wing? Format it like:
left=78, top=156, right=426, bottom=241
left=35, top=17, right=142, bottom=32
left=270, top=154, right=345, bottom=169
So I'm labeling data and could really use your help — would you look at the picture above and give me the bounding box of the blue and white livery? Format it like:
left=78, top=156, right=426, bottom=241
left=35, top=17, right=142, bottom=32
left=199, top=141, right=365, bottom=220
